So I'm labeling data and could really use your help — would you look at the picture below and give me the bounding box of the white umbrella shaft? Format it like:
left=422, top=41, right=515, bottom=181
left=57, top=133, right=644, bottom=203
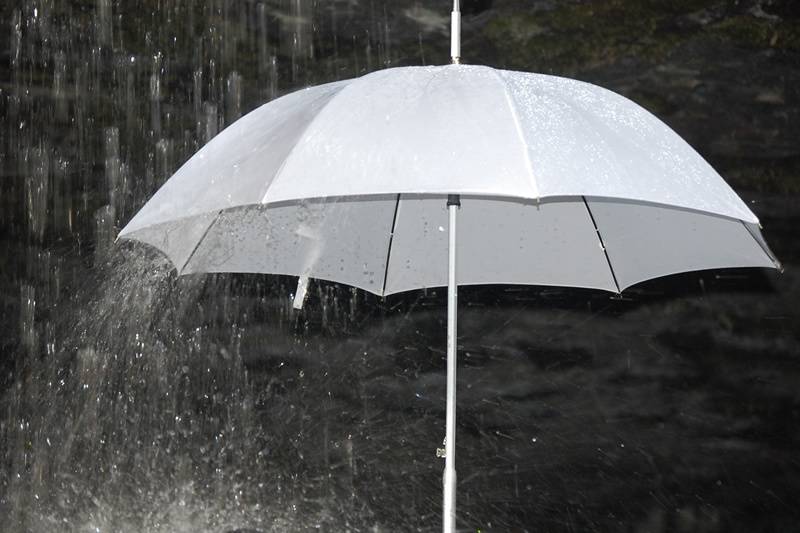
left=443, top=197, right=459, bottom=532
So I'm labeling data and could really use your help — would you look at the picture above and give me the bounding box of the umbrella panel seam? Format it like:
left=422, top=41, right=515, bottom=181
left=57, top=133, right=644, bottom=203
left=259, top=85, right=350, bottom=205
left=492, top=68, right=539, bottom=199
left=178, top=209, right=224, bottom=275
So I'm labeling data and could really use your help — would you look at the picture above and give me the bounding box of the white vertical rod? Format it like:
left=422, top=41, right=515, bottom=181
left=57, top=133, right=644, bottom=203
left=450, top=0, right=461, bottom=64
left=443, top=195, right=459, bottom=533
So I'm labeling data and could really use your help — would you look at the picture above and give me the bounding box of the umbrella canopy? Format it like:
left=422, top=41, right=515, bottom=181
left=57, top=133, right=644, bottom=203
left=119, top=64, right=779, bottom=294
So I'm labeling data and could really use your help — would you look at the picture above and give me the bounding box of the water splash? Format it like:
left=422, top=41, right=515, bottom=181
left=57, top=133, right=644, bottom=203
left=1, top=247, right=391, bottom=532
left=1, top=1, right=440, bottom=530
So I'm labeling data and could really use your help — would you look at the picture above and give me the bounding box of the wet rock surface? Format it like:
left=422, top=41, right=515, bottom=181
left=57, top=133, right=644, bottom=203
left=0, top=0, right=799, bottom=531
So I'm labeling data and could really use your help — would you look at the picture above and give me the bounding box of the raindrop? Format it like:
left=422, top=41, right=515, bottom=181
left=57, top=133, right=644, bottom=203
left=52, top=51, right=68, bottom=121
left=19, top=284, right=37, bottom=354
left=24, top=146, right=51, bottom=242
left=150, top=53, right=163, bottom=136
left=93, top=205, right=117, bottom=263
left=257, top=3, right=270, bottom=80
left=193, top=68, right=204, bottom=138
left=226, top=71, right=243, bottom=124
left=155, top=138, right=174, bottom=188
left=10, top=10, right=21, bottom=69
left=104, top=127, right=124, bottom=218
left=268, top=56, right=279, bottom=101
left=203, top=102, right=219, bottom=143
left=95, top=0, right=113, bottom=47
left=52, top=155, right=73, bottom=237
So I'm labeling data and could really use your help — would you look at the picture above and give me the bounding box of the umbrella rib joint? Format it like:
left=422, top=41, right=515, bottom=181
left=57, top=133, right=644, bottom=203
left=741, top=220, right=784, bottom=272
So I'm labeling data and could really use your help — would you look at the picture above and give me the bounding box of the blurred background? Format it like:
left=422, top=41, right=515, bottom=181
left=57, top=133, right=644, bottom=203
left=0, top=1, right=798, bottom=531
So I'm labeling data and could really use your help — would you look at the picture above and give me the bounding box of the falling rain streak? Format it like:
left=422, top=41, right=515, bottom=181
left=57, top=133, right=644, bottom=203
left=0, top=1, right=414, bottom=530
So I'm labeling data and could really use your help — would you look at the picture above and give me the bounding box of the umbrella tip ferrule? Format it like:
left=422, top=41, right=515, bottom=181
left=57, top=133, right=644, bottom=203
left=450, top=1, right=461, bottom=64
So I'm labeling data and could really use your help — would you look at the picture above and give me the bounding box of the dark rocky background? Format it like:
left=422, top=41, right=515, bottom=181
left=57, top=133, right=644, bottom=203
left=0, top=1, right=798, bottom=531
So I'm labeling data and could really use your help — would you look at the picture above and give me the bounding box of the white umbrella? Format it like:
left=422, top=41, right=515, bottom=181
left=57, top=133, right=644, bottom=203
left=119, top=3, right=780, bottom=531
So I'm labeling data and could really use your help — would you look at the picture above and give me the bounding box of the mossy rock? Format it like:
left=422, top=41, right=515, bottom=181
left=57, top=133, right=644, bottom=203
left=483, top=0, right=799, bottom=73
left=709, top=15, right=800, bottom=50
left=482, top=1, right=709, bottom=72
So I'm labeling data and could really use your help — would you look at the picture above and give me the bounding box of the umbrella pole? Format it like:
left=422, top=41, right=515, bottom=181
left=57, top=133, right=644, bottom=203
left=443, top=194, right=460, bottom=533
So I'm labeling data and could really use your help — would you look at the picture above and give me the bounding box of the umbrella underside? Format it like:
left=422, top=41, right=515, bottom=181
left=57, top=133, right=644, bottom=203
left=124, top=195, right=777, bottom=296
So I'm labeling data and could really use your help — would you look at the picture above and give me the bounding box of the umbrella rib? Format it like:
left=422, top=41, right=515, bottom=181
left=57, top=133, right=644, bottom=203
left=381, top=194, right=402, bottom=296
left=582, top=196, right=621, bottom=293
left=178, top=209, right=224, bottom=275
left=492, top=69, right=539, bottom=199
left=259, top=86, right=350, bottom=204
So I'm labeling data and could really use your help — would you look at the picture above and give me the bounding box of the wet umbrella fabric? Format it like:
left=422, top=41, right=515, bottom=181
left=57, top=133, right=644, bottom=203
left=119, top=65, right=777, bottom=292
left=118, top=64, right=780, bottom=529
